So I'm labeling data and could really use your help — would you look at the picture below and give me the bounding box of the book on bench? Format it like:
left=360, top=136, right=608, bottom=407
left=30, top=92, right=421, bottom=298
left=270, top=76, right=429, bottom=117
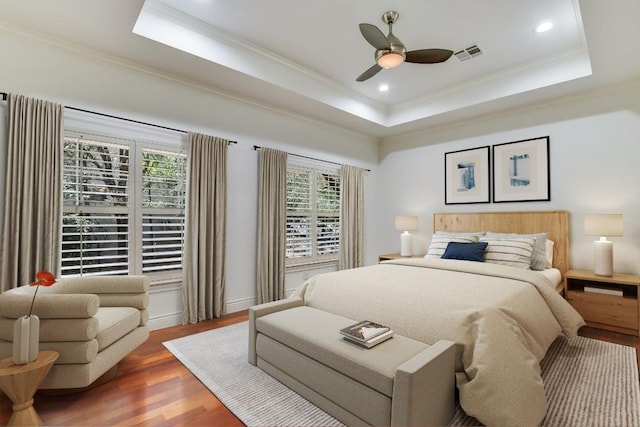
left=340, top=320, right=394, bottom=348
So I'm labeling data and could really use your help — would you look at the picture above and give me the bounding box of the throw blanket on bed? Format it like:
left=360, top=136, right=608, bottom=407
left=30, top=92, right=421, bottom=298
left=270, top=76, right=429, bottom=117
left=293, top=258, right=585, bottom=427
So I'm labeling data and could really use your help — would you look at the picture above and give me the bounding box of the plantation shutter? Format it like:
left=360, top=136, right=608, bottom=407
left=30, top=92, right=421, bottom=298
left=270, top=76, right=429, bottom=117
left=286, top=167, right=312, bottom=258
left=316, top=173, right=340, bottom=254
left=61, top=136, right=131, bottom=276
left=285, top=162, right=341, bottom=265
left=141, top=148, right=187, bottom=273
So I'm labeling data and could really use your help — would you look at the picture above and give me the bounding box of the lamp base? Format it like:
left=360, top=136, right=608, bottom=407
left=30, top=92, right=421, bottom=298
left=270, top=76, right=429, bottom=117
left=400, top=232, right=412, bottom=256
left=593, top=240, right=613, bottom=277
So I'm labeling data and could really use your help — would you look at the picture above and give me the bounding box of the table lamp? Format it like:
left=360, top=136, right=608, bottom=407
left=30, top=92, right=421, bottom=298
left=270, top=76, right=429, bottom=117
left=584, top=214, right=623, bottom=276
left=394, top=216, right=419, bottom=256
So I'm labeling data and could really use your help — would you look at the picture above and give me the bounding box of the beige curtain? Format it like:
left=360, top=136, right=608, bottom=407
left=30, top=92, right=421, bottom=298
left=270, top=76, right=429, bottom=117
left=256, top=148, right=287, bottom=304
left=339, top=164, right=365, bottom=270
left=182, top=132, right=228, bottom=323
left=1, top=94, right=63, bottom=292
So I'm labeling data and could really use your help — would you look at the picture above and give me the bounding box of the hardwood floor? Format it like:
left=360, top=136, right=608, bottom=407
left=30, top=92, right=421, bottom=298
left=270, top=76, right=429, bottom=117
left=1, top=312, right=639, bottom=426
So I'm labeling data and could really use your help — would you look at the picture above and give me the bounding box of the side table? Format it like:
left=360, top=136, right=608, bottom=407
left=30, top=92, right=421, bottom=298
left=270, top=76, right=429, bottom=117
left=0, top=350, right=58, bottom=427
left=565, top=269, right=640, bottom=336
left=378, top=252, right=425, bottom=262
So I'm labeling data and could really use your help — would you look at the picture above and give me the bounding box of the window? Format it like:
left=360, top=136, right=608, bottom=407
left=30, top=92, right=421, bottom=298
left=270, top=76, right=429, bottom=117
left=286, top=163, right=340, bottom=266
left=61, top=130, right=186, bottom=278
left=141, top=148, right=186, bottom=274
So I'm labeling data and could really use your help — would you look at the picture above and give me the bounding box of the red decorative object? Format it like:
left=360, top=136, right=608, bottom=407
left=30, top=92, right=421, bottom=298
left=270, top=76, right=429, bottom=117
left=27, top=270, right=56, bottom=317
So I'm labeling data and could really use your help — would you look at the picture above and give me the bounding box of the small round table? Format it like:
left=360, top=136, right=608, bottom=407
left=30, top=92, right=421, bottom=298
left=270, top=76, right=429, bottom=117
left=0, top=350, right=58, bottom=427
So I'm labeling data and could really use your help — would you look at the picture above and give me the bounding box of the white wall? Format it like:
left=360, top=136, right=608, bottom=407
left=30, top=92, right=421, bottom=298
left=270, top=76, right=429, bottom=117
left=0, top=26, right=380, bottom=329
left=376, top=78, right=640, bottom=275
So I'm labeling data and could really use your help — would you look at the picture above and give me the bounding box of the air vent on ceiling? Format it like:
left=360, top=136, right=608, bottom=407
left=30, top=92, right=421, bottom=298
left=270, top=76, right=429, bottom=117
left=454, top=44, right=483, bottom=62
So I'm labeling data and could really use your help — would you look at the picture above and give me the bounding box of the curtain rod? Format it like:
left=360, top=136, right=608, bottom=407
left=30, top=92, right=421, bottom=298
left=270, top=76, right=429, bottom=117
left=0, top=91, right=237, bottom=145
left=253, top=145, right=371, bottom=172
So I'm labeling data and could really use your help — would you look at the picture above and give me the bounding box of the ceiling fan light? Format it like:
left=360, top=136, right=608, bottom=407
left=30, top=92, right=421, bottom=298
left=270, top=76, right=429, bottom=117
left=377, top=51, right=404, bottom=68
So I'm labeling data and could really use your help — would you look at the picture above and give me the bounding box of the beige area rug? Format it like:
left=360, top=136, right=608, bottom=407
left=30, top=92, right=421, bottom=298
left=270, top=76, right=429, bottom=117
left=164, top=321, right=640, bottom=427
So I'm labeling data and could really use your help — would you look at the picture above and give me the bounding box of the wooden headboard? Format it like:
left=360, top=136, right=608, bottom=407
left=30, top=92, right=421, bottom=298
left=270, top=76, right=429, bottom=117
left=434, top=210, right=569, bottom=277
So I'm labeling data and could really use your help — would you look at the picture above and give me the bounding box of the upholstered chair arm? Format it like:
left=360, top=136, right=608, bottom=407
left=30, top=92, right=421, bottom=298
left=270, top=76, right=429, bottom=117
left=60, top=276, right=150, bottom=310
left=0, top=292, right=100, bottom=319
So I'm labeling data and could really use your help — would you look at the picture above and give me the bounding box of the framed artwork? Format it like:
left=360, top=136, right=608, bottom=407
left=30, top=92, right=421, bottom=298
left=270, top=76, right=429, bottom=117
left=444, top=146, right=490, bottom=204
left=492, top=136, right=550, bottom=203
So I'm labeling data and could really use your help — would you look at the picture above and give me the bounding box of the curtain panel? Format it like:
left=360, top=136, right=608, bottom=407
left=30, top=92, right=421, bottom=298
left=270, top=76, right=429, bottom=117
left=183, top=132, right=228, bottom=323
left=338, top=164, right=365, bottom=270
left=1, top=94, right=63, bottom=292
left=256, top=148, right=287, bottom=304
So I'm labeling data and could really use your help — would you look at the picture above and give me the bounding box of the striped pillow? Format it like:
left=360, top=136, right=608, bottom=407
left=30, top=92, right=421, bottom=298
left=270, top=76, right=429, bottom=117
left=485, top=232, right=550, bottom=270
left=479, top=236, right=536, bottom=269
left=426, top=234, right=479, bottom=258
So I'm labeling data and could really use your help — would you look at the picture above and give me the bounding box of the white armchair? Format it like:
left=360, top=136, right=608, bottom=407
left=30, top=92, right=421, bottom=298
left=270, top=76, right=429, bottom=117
left=0, top=276, right=149, bottom=390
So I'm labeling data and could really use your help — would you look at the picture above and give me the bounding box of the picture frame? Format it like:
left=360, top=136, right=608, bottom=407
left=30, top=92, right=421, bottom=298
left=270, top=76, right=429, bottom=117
left=444, top=146, right=490, bottom=205
left=492, top=136, right=550, bottom=203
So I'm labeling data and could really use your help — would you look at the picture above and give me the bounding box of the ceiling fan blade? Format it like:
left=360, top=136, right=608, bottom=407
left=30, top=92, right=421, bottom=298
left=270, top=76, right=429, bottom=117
left=356, top=64, right=383, bottom=82
left=405, top=49, right=454, bottom=64
left=359, top=23, right=389, bottom=50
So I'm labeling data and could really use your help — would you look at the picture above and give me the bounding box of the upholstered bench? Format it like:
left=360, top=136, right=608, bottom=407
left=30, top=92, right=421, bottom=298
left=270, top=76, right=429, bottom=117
left=249, top=298, right=456, bottom=427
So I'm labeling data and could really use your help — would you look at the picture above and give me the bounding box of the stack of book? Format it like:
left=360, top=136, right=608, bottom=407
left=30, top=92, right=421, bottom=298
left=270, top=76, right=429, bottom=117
left=340, top=320, right=394, bottom=348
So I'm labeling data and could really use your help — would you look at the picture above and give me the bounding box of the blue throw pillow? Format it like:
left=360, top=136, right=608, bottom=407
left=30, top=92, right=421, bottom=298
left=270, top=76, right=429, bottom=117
left=441, top=241, right=488, bottom=262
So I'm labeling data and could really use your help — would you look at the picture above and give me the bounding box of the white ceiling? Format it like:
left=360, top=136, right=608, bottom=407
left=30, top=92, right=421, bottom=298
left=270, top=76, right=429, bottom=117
left=1, top=0, right=639, bottom=138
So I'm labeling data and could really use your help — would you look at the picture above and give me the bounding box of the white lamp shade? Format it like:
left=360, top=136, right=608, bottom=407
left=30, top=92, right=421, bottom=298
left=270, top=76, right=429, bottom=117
left=584, top=214, right=623, bottom=237
left=394, top=216, right=419, bottom=232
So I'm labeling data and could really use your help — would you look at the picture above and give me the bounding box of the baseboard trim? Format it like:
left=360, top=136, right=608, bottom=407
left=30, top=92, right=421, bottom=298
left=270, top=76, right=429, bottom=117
left=149, top=313, right=183, bottom=330
left=226, top=296, right=257, bottom=313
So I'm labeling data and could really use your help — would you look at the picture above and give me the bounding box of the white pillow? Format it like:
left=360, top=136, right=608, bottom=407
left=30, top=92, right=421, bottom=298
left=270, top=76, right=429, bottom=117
left=426, top=234, right=479, bottom=258
left=484, top=232, right=549, bottom=270
left=479, top=236, right=536, bottom=269
left=545, top=239, right=554, bottom=266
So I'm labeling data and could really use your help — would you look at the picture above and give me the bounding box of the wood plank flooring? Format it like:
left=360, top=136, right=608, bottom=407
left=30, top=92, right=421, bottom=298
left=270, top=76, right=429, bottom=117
left=1, top=312, right=639, bottom=426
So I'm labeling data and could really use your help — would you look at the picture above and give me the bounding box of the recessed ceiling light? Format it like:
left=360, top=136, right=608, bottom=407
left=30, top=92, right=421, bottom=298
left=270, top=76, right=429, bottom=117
left=536, top=22, right=553, bottom=33
left=379, top=84, right=389, bottom=92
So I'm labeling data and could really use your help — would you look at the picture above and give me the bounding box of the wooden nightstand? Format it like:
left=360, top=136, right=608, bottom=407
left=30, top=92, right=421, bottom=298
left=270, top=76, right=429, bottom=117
left=565, top=269, right=640, bottom=336
left=378, top=253, right=425, bottom=262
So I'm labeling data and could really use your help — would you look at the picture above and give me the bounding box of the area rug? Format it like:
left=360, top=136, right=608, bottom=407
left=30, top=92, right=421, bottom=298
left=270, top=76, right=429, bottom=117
left=164, top=322, right=640, bottom=427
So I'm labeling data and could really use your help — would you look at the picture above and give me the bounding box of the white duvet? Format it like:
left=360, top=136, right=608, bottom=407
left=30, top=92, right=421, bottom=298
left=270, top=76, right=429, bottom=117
left=293, top=258, right=585, bottom=427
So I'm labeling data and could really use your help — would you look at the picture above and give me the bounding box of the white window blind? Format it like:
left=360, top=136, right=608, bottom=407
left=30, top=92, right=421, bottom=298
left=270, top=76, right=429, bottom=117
left=316, top=172, right=340, bottom=255
left=62, top=131, right=186, bottom=278
left=286, top=163, right=340, bottom=266
left=141, top=148, right=186, bottom=273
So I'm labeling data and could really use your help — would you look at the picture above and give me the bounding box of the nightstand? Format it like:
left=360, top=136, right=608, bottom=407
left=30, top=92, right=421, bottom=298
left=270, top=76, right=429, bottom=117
left=378, top=253, right=425, bottom=262
left=565, top=269, right=640, bottom=336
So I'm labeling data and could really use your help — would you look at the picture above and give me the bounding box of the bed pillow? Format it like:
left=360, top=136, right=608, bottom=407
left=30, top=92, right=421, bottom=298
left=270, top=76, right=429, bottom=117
left=441, top=242, right=488, bottom=262
left=485, top=232, right=550, bottom=270
left=479, top=236, right=536, bottom=269
left=426, top=234, right=479, bottom=258
left=545, top=239, right=554, bottom=266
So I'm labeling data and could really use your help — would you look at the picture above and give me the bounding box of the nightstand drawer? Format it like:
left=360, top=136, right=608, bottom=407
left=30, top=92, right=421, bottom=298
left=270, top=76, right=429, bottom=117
left=567, top=290, right=638, bottom=331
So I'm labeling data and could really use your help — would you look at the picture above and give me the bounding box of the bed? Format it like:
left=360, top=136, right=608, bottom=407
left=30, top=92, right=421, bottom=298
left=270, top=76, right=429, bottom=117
left=292, top=210, right=585, bottom=427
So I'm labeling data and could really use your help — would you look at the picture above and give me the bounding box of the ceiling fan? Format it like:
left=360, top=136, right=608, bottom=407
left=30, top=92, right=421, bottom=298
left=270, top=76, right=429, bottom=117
left=356, top=11, right=453, bottom=82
